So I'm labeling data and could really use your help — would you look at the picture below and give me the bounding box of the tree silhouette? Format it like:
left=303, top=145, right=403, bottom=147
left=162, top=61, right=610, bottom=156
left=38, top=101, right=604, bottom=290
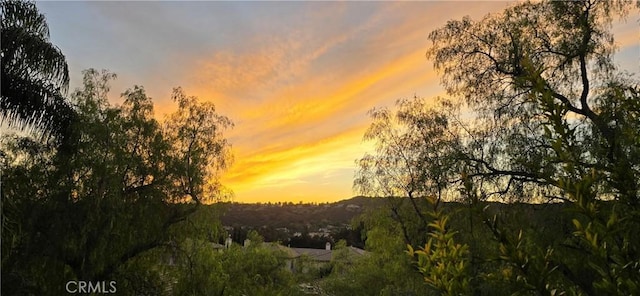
left=357, top=1, right=639, bottom=294
left=427, top=0, right=639, bottom=205
left=1, top=70, right=234, bottom=294
left=1, top=0, right=74, bottom=141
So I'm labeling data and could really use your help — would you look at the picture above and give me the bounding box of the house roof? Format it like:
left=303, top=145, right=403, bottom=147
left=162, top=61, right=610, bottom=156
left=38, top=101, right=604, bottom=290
left=262, top=242, right=368, bottom=262
left=346, top=246, right=368, bottom=256
left=290, top=248, right=333, bottom=262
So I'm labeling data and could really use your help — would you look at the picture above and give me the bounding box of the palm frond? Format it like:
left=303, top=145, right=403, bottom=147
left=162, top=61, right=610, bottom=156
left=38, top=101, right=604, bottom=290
left=0, top=0, right=49, bottom=38
left=0, top=0, right=73, bottom=141
left=2, top=26, right=69, bottom=91
left=1, top=71, right=74, bottom=140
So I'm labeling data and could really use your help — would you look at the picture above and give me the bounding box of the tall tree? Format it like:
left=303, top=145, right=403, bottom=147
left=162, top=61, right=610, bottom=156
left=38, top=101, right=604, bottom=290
left=426, top=3, right=640, bottom=290
left=354, top=97, right=461, bottom=245
left=1, top=69, right=233, bottom=295
left=427, top=0, right=639, bottom=205
left=356, top=0, right=639, bottom=294
left=1, top=0, right=74, bottom=140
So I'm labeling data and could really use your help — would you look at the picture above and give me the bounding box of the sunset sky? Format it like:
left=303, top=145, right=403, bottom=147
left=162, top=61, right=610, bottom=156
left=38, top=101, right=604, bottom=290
left=36, top=1, right=639, bottom=204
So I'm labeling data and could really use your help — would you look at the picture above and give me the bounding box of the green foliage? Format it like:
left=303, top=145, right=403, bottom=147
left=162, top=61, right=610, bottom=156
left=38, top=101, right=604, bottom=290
left=407, top=198, right=469, bottom=295
left=328, top=240, right=351, bottom=275
left=104, top=208, right=302, bottom=296
left=165, top=87, right=234, bottom=203
left=354, top=96, right=462, bottom=248
left=570, top=198, right=640, bottom=295
left=322, top=207, right=435, bottom=296
left=354, top=96, right=459, bottom=202
left=170, top=237, right=300, bottom=296
left=1, top=69, right=233, bottom=294
left=429, top=1, right=639, bottom=294
left=355, top=1, right=639, bottom=295
left=426, top=0, right=639, bottom=205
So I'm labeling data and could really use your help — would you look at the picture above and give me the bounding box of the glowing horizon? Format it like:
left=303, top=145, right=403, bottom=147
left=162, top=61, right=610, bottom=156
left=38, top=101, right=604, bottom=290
left=37, top=1, right=639, bottom=203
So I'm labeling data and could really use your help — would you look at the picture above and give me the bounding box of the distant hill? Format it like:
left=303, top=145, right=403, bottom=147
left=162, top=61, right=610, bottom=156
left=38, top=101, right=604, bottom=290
left=217, top=196, right=576, bottom=250
left=219, top=196, right=386, bottom=231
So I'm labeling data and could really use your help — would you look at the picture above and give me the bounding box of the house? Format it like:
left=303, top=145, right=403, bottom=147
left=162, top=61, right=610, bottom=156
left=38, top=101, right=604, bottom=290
left=263, top=242, right=368, bottom=273
left=210, top=238, right=368, bottom=274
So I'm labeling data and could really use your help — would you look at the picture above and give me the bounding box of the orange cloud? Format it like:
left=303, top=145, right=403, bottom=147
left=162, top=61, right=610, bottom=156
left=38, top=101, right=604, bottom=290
left=125, top=1, right=635, bottom=203
left=162, top=5, right=463, bottom=203
left=612, top=19, right=639, bottom=49
left=221, top=123, right=375, bottom=202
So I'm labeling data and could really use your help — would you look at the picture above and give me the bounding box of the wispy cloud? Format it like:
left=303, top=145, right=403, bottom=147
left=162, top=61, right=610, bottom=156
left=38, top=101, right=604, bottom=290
left=37, top=1, right=639, bottom=203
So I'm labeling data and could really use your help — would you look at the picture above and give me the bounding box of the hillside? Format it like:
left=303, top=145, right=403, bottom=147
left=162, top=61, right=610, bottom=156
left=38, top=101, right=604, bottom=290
left=217, top=197, right=574, bottom=250
left=219, top=196, right=385, bottom=231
